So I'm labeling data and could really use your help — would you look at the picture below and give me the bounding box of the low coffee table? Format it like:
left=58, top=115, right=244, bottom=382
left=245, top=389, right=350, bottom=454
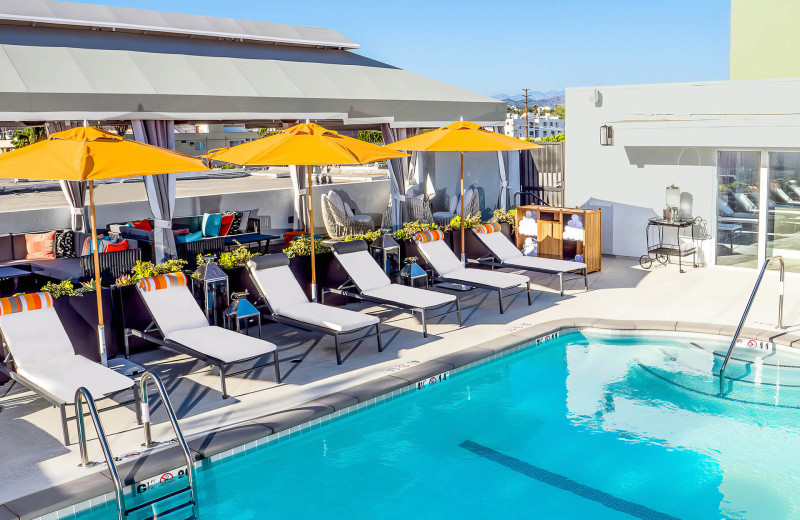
left=0, top=266, right=32, bottom=294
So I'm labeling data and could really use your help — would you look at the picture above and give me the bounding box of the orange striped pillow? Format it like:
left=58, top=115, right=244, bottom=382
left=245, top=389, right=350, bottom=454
left=414, top=230, right=445, bottom=243
left=137, top=272, right=188, bottom=292
left=0, top=292, right=54, bottom=315
left=475, top=223, right=501, bottom=234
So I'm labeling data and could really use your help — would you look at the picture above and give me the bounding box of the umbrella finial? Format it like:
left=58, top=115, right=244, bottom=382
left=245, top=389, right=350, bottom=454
left=83, top=119, right=88, bottom=127
left=460, top=116, right=463, bottom=122
left=306, top=118, right=310, bottom=124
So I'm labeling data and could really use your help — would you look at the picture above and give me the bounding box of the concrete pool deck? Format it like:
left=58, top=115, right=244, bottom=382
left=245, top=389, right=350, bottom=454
left=2, top=256, right=800, bottom=519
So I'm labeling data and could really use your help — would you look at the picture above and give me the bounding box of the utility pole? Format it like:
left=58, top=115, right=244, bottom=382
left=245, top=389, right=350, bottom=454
left=522, top=88, right=531, bottom=139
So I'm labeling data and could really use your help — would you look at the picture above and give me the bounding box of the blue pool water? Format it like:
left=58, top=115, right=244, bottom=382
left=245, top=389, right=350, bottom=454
left=71, top=331, right=800, bottom=519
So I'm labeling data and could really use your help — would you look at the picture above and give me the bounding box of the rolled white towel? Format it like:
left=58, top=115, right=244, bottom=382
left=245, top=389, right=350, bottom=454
left=566, top=214, right=583, bottom=229
left=562, top=227, right=585, bottom=241
left=518, top=217, right=538, bottom=236
left=522, top=237, right=538, bottom=257
left=574, top=254, right=584, bottom=263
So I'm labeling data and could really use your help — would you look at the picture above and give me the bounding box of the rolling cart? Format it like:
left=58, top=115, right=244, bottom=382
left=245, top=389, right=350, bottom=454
left=640, top=217, right=705, bottom=273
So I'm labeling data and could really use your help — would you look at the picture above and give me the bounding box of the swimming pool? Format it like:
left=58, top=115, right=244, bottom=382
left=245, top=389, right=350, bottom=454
left=68, top=330, right=800, bottom=519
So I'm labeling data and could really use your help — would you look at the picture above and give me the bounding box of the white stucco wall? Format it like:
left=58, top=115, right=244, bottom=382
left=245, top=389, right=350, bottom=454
left=565, top=78, right=800, bottom=262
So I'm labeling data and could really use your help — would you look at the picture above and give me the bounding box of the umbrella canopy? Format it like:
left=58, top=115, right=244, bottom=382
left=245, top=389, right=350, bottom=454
left=384, top=121, right=541, bottom=153
left=210, top=122, right=409, bottom=301
left=208, top=123, right=409, bottom=166
left=386, top=121, right=540, bottom=265
left=0, top=127, right=208, bottom=365
left=0, top=127, right=207, bottom=180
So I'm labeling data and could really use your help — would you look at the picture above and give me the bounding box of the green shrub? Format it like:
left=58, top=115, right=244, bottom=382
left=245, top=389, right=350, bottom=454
left=117, top=259, right=187, bottom=286
left=40, top=279, right=94, bottom=298
left=489, top=208, right=516, bottom=233
left=445, top=213, right=482, bottom=231
left=283, top=236, right=331, bottom=258
left=393, top=221, right=439, bottom=241
left=343, top=230, right=381, bottom=243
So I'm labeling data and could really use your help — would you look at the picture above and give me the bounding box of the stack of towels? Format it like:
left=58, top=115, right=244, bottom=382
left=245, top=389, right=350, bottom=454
left=573, top=254, right=584, bottom=263
left=562, top=214, right=584, bottom=241
left=518, top=211, right=538, bottom=236
left=522, top=237, right=538, bottom=257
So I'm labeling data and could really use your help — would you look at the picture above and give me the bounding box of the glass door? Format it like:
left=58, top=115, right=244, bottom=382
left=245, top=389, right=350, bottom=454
left=766, top=152, right=800, bottom=272
left=716, top=151, right=761, bottom=268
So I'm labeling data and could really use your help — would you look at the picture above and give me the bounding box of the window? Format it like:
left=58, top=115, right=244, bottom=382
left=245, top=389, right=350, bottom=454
left=716, top=151, right=761, bottom=268
left=194, top=142, right=206, bottom=151
left=766, top=152, right=800, bottom=272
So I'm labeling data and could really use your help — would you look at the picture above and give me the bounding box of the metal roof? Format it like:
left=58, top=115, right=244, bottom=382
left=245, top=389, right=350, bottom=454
left=0, top=0, right=359, bottom=49
left=0, top=20, right=505, bottom=127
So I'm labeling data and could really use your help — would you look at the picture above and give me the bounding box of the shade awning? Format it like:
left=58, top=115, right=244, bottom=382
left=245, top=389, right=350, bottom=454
left=0, top=20, right=506, bottom=127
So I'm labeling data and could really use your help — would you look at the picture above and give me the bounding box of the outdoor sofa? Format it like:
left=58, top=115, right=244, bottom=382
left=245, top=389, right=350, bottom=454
left=247, top=253, right=382, bottom=364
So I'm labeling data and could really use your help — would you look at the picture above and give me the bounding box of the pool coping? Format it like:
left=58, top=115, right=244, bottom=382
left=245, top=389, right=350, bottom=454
left=5, top=317, right=798, bottom=520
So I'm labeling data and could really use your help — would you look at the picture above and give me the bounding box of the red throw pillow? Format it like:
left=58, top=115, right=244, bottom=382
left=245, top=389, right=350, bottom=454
left=219, top=214, right=235, bottom=236
left=25, top=231, right=56, bottom=259
left=104, top=240, right=129, bottom=253
left=172, top=228, right=190, bottom=235
left=130, top=220, right=153, bottom=232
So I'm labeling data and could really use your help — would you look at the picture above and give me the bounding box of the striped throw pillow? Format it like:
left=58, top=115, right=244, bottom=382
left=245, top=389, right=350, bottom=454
left=0, top=292, right=54, bottom=315
left=414, top=230, right=445, bottom=243
left=475, top=223, right=501, bottom=234
left=138, top=272, right=188, bottom=292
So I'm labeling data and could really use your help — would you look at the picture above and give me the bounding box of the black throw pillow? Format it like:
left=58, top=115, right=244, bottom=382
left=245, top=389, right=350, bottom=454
left=55, top=230, right=76, bottom=258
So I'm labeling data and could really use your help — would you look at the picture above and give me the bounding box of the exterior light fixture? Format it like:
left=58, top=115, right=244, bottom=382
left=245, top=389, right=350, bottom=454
left=600, top=125, right=613, bottom=146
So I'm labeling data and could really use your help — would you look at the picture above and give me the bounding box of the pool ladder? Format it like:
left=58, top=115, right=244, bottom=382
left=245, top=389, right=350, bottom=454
left=718, top=256, right=786, bottom=394
left=75, top=371, right=197, bottom=520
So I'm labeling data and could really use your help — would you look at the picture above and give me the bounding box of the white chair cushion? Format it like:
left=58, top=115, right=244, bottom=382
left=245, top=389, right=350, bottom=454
left=432, top=211, right=454, bottom=219
left=353, top=214, right=373, bottom=223
left=363, top=284, right=455, bottom=309
left=476, top=232, right=523, bottom=262
left=501, top=255, right=587, bottom=273
left=166, top=326, right=276, bottom=364
left=18, top=354, right=133, bottom=403
left=137, top=285, right=210, bottom=338
left=448, top=194, right=460, bottom=215
left=343, top=202, right=355, bottom=217
left=334, top=250, right=391, bottom=292
left=443, top=267, right=529, bottom=289
left=327, top=191, right=346, bottom=214
left=278, top=302, right=378, bottom=332
left=248, top=263, right=309, bottom=313
left=0, top=307, right=74, bottom=367
left=417, top=240, right=464, bottom=276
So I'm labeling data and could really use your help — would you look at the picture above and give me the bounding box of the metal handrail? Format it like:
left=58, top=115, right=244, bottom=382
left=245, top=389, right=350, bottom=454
left=75, top=372, right=196, bottom=520
left=718, top=256, right=786, bottom=393
left=514, top=190, right=550, bottom=207
left=140, top=371, right=197, bottom=515
left=75, top=388, right=125, bottom=520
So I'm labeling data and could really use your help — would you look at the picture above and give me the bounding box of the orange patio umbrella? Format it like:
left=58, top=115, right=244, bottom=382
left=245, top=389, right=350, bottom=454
left=209, top=122, right=409, bottom=301
left=386, top=121, right=540, bottom=265
left=0, top=127, right=208, bottom=365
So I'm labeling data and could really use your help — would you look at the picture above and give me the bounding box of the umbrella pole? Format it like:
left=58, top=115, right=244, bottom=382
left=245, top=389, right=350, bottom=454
left=307, top=165, right=317, bottom=302
left=88, top=181, right=107, bottom=366
left=460, top=151, right=466, bottom=266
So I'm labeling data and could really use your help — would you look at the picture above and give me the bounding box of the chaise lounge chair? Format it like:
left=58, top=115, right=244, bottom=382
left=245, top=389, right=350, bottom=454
left=471, top=223, right=588, bottom=296
left=126, top=272, right=279, bottom=398
left=330, top=240, right=461, bottom=337
left=0, top=292, right=140, bottom=445
left=412, top=230, right=533, bottom=314
left=247, top=254, right=383, bottom=365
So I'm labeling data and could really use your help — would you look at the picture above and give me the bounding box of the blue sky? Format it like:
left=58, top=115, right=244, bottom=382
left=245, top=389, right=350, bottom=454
left=83, top=0, right=731, bottom=97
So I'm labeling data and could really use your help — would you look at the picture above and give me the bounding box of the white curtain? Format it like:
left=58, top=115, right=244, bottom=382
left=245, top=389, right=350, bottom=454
left=380, top=125, right=419, bottom=230
left=46, top=121, right=87, bottom=231
left=131, top=120, right=177, bottom=263
left=289, top=164, right=307, bottom=230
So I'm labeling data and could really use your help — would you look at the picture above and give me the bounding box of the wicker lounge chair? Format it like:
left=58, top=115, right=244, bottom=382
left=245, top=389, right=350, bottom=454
left=322, top=192, right=374, bottom=239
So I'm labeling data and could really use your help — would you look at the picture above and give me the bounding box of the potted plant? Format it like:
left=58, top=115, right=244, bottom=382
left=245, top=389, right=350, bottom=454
left=489, top=208, right=516, bottom=240
left=195, top=242, right=261, bottom=296
left=445, top=213, right=485, bottom=261
left=39, top=279, right=118, bottom=360
left=282, top=236, right=335, bottom=300
left=392, top=221, right=444, bottom=270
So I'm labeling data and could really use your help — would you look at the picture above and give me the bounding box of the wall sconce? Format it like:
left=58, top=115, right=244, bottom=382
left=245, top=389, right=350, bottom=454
left=600, top=125, right=613, bottom=146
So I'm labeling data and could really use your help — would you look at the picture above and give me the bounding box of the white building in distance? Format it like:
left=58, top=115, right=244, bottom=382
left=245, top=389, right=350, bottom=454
left=504, top=113, right=565, bottom=140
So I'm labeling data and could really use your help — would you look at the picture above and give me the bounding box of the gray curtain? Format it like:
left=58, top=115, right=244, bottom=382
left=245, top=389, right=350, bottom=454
left=46, top=121, right=87, bottom=231
left=289, top=164, right=307, bottom=230
left=131, top=120, right=178, bottom=263
left=493, top=127, right=509, bottom=210
left=380, top=125, right=419, bottom=230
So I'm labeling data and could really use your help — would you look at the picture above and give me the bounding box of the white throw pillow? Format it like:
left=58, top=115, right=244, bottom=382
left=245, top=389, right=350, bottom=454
left=328, top=191, right=346, bottom=214
left=449, top=194, right=460, bottom=215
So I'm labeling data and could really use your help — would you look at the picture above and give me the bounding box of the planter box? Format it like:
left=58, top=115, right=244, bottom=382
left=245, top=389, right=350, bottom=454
left=110, top=284, right=159, bottom=356
left=450, top=223, right=512, bottom=261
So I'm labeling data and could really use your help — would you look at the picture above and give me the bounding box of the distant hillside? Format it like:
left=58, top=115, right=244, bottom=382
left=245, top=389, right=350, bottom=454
left=492, top=91, right=565, bottom=108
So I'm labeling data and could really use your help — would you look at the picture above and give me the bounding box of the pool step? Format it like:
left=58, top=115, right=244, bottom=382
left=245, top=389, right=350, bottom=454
left=125, top=486, right=195, bottom=520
